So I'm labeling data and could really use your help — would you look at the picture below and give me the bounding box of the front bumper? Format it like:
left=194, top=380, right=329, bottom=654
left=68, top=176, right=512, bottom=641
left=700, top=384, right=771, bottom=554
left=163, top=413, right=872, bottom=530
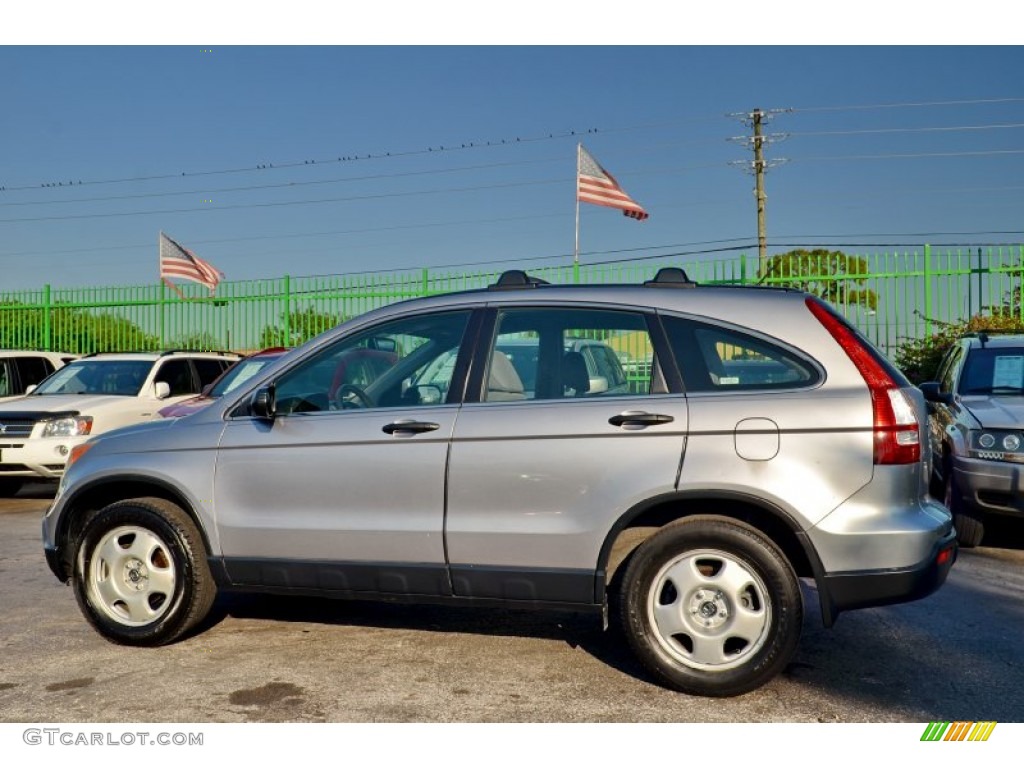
left=951, top=455, right=1024, bottom=520
left=44, top=544, right=69, bottom=583
left=0, top=436, right=84, bottom=479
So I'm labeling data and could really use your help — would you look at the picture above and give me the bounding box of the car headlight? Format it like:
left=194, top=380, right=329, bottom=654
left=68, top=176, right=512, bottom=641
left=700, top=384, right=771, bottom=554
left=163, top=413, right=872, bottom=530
left=41, top=415, right=93, bottom=438
left=970, top=429, right=1024, bottom=461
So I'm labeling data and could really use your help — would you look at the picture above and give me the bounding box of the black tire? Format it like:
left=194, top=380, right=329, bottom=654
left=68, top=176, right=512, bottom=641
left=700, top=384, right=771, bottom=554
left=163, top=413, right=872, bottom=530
left=72, top=497, right=216, bottom=646
left=945, top=470, right=984, bottom=548
left=619, top=516, right=802, bottom=697
left=0, top=479, right=24, bottom=497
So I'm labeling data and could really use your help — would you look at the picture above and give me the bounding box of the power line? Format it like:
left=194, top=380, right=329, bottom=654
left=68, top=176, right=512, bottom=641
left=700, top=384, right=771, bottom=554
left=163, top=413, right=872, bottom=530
left=7, top=96, right=1019, bottom=196
left=792, top=149, right=1024, bottom=162
left=0, top=127, right=609, bottom=194
left=788, top=122, right=1024, bottom=138
left=791, top=97, right=1024, bottom=113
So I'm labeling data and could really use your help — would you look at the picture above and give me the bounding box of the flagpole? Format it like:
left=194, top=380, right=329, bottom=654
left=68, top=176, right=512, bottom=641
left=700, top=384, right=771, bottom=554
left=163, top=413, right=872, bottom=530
left=158, top=231, right=166, bottom=346
left=574, top=143, right=581, bottom=267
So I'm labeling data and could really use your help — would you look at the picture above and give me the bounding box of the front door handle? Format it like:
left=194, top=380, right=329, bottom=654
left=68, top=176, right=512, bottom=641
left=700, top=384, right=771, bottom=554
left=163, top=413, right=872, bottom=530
left=382, top=419, right=441, bottom=435
left=608, top=411, right=674, bottom=427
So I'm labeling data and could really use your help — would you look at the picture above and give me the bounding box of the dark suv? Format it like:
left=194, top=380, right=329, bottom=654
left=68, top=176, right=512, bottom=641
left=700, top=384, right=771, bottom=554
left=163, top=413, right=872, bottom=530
left=921, top=332, right=1024, bottom=546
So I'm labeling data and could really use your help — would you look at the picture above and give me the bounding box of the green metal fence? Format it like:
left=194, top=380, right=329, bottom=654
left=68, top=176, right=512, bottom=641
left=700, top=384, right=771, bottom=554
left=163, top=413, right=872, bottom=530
left=1, top=245, right=1021, bottom=357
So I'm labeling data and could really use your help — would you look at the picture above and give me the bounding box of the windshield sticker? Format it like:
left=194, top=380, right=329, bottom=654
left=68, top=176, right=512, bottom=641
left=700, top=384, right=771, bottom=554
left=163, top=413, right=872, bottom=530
left=992, top=356, right=1024, bottom=389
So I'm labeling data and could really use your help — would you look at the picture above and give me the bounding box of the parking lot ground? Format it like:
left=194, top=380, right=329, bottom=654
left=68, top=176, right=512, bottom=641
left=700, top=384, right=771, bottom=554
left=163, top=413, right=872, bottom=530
left=2, top=484, right=1023, bottom=722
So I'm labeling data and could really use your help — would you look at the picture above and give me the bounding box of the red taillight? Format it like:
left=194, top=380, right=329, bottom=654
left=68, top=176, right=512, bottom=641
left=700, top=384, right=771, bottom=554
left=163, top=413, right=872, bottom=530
left=936, top=545, right=955, bottom=567
left=806, top=297, right=920, bottom=465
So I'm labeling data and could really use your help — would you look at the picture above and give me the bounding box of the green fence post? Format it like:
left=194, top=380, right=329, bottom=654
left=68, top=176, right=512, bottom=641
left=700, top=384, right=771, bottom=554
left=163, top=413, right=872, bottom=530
left=42, top=284, right=52, bottom=351
left=283, top=274, right=291, bottom=346
left=573, top=261, right=580, bottom=284
left=159, top=282, right=166, bottom=349
left=740, top=253, right=747, bottom=285
left=923, top=243, right=933, bottom=337
left=421, top=267, right=429, bottom=297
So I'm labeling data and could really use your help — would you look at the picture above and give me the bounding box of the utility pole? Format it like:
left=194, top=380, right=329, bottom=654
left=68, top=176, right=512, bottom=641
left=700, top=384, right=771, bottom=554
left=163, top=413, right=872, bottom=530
left=752, top=108, right=768, bottom=268
left=729, top=107, right=790, bottom=274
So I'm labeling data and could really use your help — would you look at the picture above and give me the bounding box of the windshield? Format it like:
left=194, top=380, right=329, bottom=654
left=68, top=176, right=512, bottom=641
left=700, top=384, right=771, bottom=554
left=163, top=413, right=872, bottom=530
left=208, top=356, right=282, bottom=398
left=960, top=348, right=1024, bottom=395
left=32, top=360, right=153, bottom=396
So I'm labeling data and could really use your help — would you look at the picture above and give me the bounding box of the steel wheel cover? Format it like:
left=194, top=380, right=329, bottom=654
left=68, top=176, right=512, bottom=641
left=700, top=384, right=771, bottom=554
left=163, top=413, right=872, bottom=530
left=85, top=525, right=177, bottom=627
left=645, top=548, right=772, bottom=672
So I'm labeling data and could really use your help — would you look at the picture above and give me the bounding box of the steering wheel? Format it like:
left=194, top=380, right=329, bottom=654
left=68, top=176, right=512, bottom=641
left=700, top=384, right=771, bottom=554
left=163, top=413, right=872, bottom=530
left=335, top=383, right=373, bottom=409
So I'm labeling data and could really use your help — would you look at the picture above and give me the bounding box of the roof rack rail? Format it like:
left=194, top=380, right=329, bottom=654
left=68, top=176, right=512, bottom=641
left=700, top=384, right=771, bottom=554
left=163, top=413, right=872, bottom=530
left=489, top=270, right=550, bottom=290
left=79, top=349, right=237, bottom=358
left=643, top=267, right=698, bottom=288
left=157, top=348, right=236, bottom=357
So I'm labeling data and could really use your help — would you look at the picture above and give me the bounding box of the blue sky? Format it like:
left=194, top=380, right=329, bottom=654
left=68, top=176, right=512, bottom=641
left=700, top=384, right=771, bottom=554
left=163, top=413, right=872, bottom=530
left=1, top=39, right=1022, bottom=290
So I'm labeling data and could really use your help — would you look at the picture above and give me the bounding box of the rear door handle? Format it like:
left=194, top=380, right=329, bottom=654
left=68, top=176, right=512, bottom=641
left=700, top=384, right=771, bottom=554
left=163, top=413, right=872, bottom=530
left=382, top=419, right=441, bottom=435
left=608, top=411, right=674, bottom=427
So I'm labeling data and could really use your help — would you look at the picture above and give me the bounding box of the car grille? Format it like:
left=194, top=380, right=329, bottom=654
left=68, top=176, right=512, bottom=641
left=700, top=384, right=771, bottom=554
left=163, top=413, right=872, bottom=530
left=0, top=420, right=34, bottom=438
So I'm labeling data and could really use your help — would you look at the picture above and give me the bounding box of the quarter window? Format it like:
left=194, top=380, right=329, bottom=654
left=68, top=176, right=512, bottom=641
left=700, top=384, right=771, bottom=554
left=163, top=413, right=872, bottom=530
left=662, top=316, right=820, bottom=392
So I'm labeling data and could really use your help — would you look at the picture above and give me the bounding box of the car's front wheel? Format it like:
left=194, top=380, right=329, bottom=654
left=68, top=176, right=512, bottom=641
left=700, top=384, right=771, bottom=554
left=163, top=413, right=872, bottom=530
left=619, top=516, right=802, bottom=697
left=945, top=468, right=984, bottom=548
left=73, top=497, right=216, bottom=645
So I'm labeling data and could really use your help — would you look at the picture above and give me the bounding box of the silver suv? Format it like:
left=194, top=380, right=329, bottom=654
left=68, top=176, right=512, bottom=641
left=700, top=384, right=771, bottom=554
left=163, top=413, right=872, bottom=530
left=42, top=269, right=956, bottom=697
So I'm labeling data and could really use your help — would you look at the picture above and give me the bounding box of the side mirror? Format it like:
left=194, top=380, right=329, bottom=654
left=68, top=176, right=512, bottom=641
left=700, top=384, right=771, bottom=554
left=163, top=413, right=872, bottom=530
left=153, top=381, right=171, bottom=400
left=919, top=381, right=953, bottom=406
left=251, top=384, right=277, bottom=420
left=588, top=376, right=609, bottom=395
left=24, top=384, right=37, bottom=394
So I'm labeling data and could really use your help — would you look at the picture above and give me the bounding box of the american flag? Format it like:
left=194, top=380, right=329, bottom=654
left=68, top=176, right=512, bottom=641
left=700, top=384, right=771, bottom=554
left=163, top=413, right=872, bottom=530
left=159, top=232, right=224, bottom=294
left=576, top=145, right=649, bottom=221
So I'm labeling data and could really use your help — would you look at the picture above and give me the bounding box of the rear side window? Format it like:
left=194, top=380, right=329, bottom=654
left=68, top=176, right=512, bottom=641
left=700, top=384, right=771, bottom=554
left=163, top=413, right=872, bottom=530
left=484, top=307, right=656, bottom=401
left=662, top=315, right=821, bottom=393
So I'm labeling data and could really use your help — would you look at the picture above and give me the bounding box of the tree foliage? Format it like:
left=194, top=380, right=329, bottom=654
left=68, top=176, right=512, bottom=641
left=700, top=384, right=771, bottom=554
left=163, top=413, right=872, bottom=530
left=0, top=302, right=158, bottom=353
left=257, top=307, right=344, bottom=349
left=758, top=249, right=878, bottom=310
left=168, top=331, right=225, bottom=351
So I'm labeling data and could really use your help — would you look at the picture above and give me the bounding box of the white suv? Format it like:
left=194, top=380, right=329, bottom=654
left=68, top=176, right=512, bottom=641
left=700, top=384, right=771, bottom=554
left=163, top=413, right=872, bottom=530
left=0, top=350, right=237, bottom=495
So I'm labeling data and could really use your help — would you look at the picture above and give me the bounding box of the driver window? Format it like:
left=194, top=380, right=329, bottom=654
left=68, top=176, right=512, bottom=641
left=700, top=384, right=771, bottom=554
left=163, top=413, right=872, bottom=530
left=273, top=310, right=470, bottom=414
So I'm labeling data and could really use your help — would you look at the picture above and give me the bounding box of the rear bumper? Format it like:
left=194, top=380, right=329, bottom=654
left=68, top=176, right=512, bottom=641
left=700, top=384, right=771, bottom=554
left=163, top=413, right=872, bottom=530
left=818, top=529, right=957, bottom=623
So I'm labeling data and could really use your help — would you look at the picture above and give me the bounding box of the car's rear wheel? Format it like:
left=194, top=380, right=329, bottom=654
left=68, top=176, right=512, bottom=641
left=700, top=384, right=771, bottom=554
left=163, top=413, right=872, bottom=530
left=73, top=497, right=216, bottom=645
left=619, top=516, right=802, bottom=697
left=945, top=469, right=984, bottom=548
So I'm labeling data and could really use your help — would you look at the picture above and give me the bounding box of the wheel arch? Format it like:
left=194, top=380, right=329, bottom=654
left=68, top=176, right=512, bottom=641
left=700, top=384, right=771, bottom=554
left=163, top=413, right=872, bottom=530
left=53, top=475, right=212, bottom=582
left=597, top=491, right=815, bottom=602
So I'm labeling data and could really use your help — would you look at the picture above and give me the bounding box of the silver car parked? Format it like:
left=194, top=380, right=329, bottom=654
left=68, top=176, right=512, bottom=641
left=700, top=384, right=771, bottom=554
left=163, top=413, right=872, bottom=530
left=42, top=269, right=956, bottom=697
